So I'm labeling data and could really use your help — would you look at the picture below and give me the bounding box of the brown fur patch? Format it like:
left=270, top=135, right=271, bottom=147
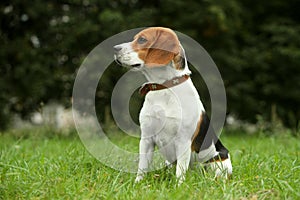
left=191, top=114, right=203, bottom=152
left=131, top=27, right=180, bottom=67
left=205, top=156, right=228, bottom=163
left=173, top=48, right=185, bottom=70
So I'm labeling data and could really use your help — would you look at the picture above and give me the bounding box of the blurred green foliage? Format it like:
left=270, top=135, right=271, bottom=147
left=0, top=0, right=299, bottom=130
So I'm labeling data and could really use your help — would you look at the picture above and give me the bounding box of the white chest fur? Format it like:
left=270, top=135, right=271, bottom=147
left=139, top=79, right=205, bottom=162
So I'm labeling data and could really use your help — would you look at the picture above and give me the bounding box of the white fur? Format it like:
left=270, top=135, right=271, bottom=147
left=114, top=35, right=232, bottom=184
left=114, top=42, right=144, bottom=68
left=205, top=155, right=233, bottom=179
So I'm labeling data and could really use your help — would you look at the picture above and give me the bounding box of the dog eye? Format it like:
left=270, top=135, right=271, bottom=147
left=137, top=37, right=147, bottom=44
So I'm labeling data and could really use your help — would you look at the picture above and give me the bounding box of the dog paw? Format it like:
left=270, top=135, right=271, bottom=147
left=135, top=175, right=144, bottom=183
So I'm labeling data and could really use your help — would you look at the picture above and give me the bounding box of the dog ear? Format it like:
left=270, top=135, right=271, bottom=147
left=173, top=46, right=186, bottom=70
left=144, top=29, right=180, bottom=67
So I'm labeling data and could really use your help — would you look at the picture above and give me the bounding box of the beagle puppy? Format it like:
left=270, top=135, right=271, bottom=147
left=114, top=27, right=232, bottom=184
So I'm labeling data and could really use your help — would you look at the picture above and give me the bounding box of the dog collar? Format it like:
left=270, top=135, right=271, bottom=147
left=139, top=75, right=190, bottom=96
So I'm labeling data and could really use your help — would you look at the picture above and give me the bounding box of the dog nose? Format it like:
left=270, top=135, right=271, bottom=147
left=114, top=45, right=122, bottom=52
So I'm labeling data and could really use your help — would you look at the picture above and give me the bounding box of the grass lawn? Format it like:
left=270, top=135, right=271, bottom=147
left=0, top=129, right=299, bottom=199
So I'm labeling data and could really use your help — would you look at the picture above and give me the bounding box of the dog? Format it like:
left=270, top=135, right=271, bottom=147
left=114, top=27, right=232, bottom=184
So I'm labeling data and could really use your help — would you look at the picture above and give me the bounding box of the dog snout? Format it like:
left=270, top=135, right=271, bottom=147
left=114, top=45, right=122, bottom=53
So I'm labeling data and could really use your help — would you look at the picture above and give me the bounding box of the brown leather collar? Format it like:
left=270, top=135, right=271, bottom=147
left=139, top=75, right=190, bottom=96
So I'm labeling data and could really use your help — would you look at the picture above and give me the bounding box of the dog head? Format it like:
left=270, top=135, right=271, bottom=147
left=114, top=27, right=186, bottom=70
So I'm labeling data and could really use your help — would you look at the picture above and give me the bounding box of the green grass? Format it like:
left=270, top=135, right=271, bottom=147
left=0, top=129, right=299, bottom=199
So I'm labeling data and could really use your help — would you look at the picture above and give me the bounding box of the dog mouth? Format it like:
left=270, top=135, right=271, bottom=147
left=114, top=55, right=143, bottom=69
left=114, top=56, right=123, bottom=66
left=130, top=63, right=142, bottom=68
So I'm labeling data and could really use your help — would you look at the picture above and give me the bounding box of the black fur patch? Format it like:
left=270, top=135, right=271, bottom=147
left=192, top=112, right=229, bottom=159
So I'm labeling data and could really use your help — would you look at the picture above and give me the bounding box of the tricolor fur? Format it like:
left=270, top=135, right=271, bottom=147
left=114, top=27, right=232, bottom=184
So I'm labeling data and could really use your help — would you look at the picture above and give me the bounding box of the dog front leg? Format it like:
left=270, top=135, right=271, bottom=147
left=176, top=142, right=192, bottom=185
left=135, top=138, right=154, bottom=183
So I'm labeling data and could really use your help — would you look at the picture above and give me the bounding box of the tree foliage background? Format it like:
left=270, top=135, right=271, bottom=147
left=1, top=0, right=299, bottom=130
